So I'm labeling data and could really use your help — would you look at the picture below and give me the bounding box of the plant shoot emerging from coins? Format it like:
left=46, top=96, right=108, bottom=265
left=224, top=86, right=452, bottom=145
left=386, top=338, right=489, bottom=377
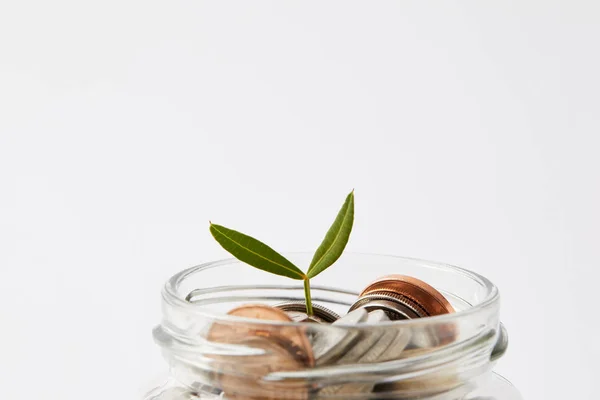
left=209, top=190, right=354, bottom=316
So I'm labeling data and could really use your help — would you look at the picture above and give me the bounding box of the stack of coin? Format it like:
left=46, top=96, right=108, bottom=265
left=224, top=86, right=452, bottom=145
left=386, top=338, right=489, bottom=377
left=350, top=274, right=457, bottom=348
left=347, top=275, right=459, bottom=397
left=349, top=275, right=455, bottom=319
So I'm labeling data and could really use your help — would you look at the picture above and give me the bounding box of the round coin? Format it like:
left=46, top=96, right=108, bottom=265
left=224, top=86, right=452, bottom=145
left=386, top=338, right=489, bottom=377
left=312, top=308, right=368, bottom=366
left=355, top=275, right=455, bottom=317
left=208, top=304, right=314, bottom=367
left=217, top=337, right=308, bottom=400
left=349, top=275, right=457, bottom=348
left=275, top=301, right=341, bottom=323
left=318, top=311, right=396, bottom=396
left=350, top=296, right=424, bottom=320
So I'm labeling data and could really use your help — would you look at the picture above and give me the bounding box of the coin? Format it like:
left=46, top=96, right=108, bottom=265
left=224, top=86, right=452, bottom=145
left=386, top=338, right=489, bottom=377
left=208, top=304, right=314, bottom=366
left=350, top=275, right=457, bottom=348
left=286, top=311, right=323, bottom=323
left=333, top=311, right=386, bottom=364
left=275, top=301, right=340, bottom=323
left=350, top=275, right=455, bottom=318
left=207, top=305, right=313, bottom=400
left=312, top=308, right=368, bottom=366
left=374, top=320, right=411, bottom=362
left=350, top=296, right=423, bottom=320
left=318, top=310, right=396, bottom=396
left=217, top=337, right=308, bottom=400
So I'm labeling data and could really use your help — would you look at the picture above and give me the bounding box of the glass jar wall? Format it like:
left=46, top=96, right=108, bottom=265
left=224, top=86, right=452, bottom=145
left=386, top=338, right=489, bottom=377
left=144, top=254, right=522, bottom=399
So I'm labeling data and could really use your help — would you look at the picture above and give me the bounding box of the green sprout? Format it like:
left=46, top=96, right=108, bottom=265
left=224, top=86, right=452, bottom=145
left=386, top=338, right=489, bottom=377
left=209, top=190, right=355, bottom=316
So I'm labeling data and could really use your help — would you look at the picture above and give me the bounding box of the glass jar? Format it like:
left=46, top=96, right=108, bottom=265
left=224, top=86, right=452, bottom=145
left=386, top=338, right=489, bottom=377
left=144, top=253, right=522, bottom=399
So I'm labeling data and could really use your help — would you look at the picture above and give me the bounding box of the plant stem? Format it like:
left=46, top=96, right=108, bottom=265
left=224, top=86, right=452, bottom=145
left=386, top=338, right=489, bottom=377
left=303, top=278, right=314, bottom=316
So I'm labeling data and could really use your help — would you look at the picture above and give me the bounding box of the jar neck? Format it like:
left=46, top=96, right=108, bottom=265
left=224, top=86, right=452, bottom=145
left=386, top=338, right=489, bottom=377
left=154, top=256, right=503, bottom=399
left=156, top=328, right=499, bottom=399
left=154, top=297, right=501, bottom=399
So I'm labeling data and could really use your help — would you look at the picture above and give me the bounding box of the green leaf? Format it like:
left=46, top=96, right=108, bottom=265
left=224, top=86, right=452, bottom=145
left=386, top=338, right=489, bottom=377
left=209, top=223, right=306, bottom=280
left=307, top=190, right=355, bottom=279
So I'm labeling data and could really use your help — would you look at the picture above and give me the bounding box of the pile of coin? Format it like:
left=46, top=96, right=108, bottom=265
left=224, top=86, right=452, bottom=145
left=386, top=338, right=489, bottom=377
left=197, top=274, right=464, bottom=400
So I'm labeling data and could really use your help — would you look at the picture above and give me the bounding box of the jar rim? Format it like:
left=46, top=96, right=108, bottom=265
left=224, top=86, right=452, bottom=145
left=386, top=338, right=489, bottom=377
left=162, top=252, right=499, bottom=328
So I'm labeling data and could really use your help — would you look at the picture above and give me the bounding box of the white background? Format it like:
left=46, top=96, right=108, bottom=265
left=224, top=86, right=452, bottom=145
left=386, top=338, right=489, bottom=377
left=1, top=1, right=599, bottom=399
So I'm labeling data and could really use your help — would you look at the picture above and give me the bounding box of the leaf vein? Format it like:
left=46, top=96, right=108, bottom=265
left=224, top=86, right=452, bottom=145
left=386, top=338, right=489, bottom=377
left=211, top=225, right=305, bottom=279
left=310, top=202, right=352, bottom=273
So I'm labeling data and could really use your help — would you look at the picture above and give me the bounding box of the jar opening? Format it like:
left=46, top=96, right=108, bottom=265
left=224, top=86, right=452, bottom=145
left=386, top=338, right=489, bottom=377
left=154, top=253, right=502, bottom=399
left=163, top=253, right=498, bottom=327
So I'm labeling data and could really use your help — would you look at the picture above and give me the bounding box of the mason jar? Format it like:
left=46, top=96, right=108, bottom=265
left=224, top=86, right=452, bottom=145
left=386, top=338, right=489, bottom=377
left=144, top=253, right=522, bottom=399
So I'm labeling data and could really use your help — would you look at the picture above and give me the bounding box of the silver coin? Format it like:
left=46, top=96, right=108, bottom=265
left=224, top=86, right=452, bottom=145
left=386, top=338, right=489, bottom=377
left=378, top=324, right=412, bottom=361
left=334, top=307, right=368, bottom=325
left=285, top=310, right=324, bottom=324
left=332, top=310, right=387, bottom=364
left=357, top=310, right=397, bottom=363
left=350, top=293, right=444, bottom=353
left=409, top=325, right=439, bottom=348
left=274, top=300, right=341, bottom=323
left=350, top=295, right=424, bottom=320
left=312, top=308, right=368, bottom=365
left=364, top=309, right=389, bottom=324
left=318, top=311, right=396, bottom=396
left=319, top=310, right=408, bottom=396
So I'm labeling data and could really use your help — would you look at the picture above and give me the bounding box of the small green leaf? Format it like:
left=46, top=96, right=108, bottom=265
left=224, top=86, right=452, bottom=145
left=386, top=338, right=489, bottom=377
left=307, top=190, right=354, bottom=279
left=210, top=223, right=306, bottom=280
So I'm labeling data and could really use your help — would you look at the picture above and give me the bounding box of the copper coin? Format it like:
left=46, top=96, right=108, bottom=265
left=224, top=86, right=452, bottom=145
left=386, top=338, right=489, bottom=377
left=207, top=305, right=311, bottom=400
left=207, top=304, right=314, bottom=367
left=217, top=337, right=308, bottom=400
left=359, top=274, right=454, bottom=316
